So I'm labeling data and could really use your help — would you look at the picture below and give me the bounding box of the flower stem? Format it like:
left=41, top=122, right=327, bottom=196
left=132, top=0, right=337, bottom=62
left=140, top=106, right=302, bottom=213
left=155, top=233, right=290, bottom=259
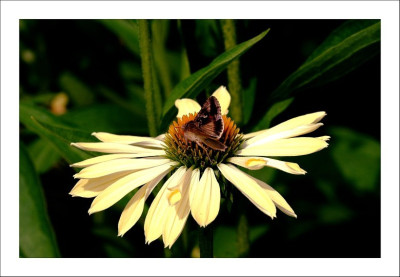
left=138, top=19, right=158, bottom=137
left=199, top=227, right=213, bottom=258
left=221, top=19, right=243, bottom=125
left=237, top=213, right=250, bottom=257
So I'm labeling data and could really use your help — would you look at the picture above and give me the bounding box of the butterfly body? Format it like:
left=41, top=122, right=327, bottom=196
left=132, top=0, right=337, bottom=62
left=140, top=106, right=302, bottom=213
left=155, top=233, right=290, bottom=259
left=182, top=96, right=227, bottom=152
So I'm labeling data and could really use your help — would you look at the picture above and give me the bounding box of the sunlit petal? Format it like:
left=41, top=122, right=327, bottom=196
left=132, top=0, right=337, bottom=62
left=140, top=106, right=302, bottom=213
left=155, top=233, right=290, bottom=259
left=243, top=123, right=323, bottom=148
left=163, top=167, right=193, bottom=248
left=70, top=153, right=164, bottom=168
left=227, top=156, right=306, bottom=175
left=88, top=162, right=176, bottom=214
left=71, top=142, right=163, bottom=154
left=74, top=158, right=171, bottom=179
left=70, top=171, right=132, bottom=198
left=118, top=172, right=167, bottom=237
left=237, top=137, right=329, bottom=157
left=144, top=167, right=187, bottom=244
left=243, top=111, right=326, bottom=139
left=92, top=132, right=165, bottom=148
left=211, top=86, right=231, bottom=115
left=247, top=175, right=297, bottom=218
left=175, top=99, right=201, bottom=118
left=218, top=163, right=276, bottom=218
left=189, top=168, right=220, bottom=227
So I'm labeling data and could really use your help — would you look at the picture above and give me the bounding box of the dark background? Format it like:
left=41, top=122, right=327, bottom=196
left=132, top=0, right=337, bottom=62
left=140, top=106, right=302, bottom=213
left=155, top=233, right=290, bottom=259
left=20, top=19, right=380, bottom=258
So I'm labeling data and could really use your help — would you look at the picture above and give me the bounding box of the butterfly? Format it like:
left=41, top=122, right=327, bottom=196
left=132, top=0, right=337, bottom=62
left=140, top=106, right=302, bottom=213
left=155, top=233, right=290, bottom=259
left=181, top=96, right=227, bottom=153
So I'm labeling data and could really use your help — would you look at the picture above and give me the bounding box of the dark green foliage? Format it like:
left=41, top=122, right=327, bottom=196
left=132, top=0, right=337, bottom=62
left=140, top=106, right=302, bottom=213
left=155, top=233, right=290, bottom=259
left=19, top=19, right=380, bottom=258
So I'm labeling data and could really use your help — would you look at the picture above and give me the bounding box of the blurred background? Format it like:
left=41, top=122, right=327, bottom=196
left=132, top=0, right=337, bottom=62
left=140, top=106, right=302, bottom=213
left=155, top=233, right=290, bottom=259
left=19, top=19, right=380, bottom=258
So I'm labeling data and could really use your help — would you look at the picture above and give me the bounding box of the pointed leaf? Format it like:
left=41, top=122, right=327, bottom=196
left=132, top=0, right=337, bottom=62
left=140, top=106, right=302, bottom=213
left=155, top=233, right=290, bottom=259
left=28, top=138, right=61, bottom=174
left=270, top=21, right=380, bottom=101
left=20, top=102, right=95, bottom=163
left=99, top=19, right=140, bottom=56
left=161, top=29, right=270, bottom=130
left=20, top=142, right=60, bottom=257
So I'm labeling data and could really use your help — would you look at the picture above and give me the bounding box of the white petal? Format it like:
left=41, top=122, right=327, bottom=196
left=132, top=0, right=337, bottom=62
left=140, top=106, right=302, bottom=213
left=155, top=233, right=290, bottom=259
left=243, top=123, right=323, bottom=148
left=92, top=132, right=165, bottom=148
left=189, top=168, right=220, bottom=227
left=237, top=137, right=329, bottom=157
left=144, top=166, right=187, bottom=244
left=175, top=99, right=201, bottom=118
left=162, top=167, right=193, bottom=248
left=70, top=153, right=164, bottom=168
left=218, top=163, right=276, bottom=218
left=247, top=175, right=297, bottom=218
left=117, top=172, right=166, bottom=237
left=211, top=86, right=231, bottom=115
left=74, top=158, right=171, bottom=179
left=70, top=171, right=131, bottom=198
left=71, top=142, right=163, bottom=154
left=227, top=156, right=306, bottom=175
left=88, top=162, right=176, bottom=214
left=243, top=111, right=326, bottom=139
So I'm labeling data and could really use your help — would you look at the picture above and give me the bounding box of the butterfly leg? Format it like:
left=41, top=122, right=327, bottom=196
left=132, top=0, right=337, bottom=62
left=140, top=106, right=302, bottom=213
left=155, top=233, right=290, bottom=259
left=197, top=142, right=212, bottom=161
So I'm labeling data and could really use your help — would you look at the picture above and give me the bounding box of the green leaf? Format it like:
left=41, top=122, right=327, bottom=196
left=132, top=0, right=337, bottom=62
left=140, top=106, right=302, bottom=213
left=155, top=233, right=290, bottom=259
left=20, top=102, right=95, bottom=164
left=61, top=103, right=148, bottom=134
left=97, top=86, right=145, bottom=118
left=252, top=97, right=294, bottom=131
left=161, top=29, right=270, bottom=130
left=59, top=72, right=95, bottom=106
left=99, top=19, right=140, bottom=56
left=270, top=21, right=380, bottom=101
left=20, top=142, right=60, bottom=257
left=306, top=20, right=379, bottom=63
left=28, top=138, right=61, bottom=174
left=329, top=126, right=380, bottom=192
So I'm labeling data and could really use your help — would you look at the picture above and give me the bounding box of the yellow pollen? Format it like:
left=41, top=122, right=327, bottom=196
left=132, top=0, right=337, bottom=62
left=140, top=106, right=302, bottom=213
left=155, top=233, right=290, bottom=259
left=168, top=189, right=182, bottom=205
left=245, top=158, right=267, bottom=168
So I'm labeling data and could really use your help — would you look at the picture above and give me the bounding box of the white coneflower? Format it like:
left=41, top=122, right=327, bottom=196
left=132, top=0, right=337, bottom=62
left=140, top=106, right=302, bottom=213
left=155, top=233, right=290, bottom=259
left=70, top=86, right=329, bottom=248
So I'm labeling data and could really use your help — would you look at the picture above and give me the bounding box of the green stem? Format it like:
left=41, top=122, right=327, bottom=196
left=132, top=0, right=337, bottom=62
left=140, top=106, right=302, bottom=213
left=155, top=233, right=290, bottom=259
left=199, top=227, right=213, bottom=258
left=221, top=19, right=243, bottom=125
left=237, top=212, right=250, bottom=257
left=138, top=19, right=158, bottom=137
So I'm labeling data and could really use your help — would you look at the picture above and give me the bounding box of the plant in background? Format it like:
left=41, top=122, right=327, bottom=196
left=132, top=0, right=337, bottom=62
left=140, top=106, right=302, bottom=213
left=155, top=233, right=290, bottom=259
left=19, top=19, right=381, bottom=258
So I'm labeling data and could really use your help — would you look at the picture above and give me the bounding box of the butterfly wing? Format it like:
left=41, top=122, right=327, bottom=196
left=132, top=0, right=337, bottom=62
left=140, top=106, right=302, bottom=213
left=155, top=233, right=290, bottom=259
left=194, top=96, right=224, bottom=139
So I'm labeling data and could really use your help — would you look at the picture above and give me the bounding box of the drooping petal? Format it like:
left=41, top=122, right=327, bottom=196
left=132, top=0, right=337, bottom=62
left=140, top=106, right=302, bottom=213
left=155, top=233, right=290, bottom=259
left=243, top=123, right=324, bottom=148
left=227, top=156, right=306, bottom=175
left=74, top=158, right=171, bottom=179
left=189, top=168, right=220, bottom=227
left=71, top=142, right=163, bottom=154
left=92, top=132, right=165, bottom=148
left=243, top=111, right=327, bottom=139
left=218, top=163, right=276, bottom=218
left=70, top=152, right=164, bottom=168
left=118, top=172, right=167, bottom=237
left=211, top=86, right=231, bottom=115
left=88, top=162, right=176, bottom=214
left=144, top=166, right=187, bottom=244
left=175, top=99, right=201, bottom=118
left=247, top=175, right=297, bottom=218
left=237, top=137, right=329, bottom=157
left=70, top=171, right=131, bottom=198
left=162, top=167, right=193, bottom=248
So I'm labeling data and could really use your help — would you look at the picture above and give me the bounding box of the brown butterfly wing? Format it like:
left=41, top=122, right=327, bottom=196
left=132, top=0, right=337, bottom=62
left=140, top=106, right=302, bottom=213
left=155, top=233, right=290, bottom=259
left=194, top=96, right=224, bottom=139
